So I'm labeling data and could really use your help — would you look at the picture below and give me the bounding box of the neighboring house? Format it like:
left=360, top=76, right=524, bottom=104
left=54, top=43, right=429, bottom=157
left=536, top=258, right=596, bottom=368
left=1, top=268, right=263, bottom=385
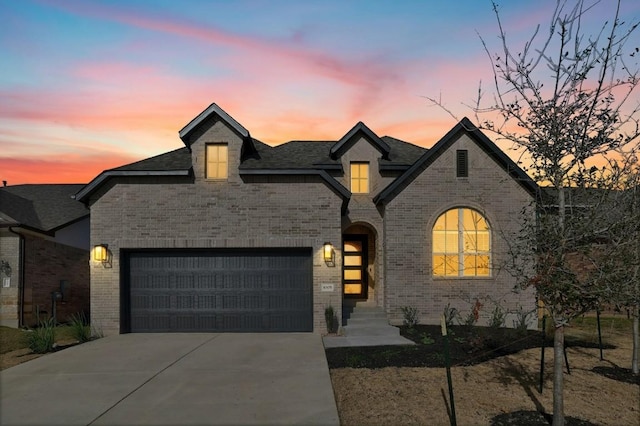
left=0, top=184, right=90, bottom=327
left=75, top=103, right=538, bottom=335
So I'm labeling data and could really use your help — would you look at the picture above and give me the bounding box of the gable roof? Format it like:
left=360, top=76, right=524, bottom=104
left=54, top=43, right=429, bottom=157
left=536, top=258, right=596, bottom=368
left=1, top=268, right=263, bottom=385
left=374, top=117, right=538, bottom=205
left=0, top=184, right=89, bottom=233
left=179, top=103, right=250, bottom=144
left=329, top=122, right=391, bottom=160
left=74, top=148, right=192, bottom=203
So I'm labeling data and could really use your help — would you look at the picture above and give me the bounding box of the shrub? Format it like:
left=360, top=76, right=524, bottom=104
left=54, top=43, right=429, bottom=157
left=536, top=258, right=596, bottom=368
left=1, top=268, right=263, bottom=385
left=69, top=312, right=91, bottom=343
left=443, top=303, right=459, bottom=327
left=26, top=318, right=56, bottom=354
left=512, top=305, right=535, bottom=332
left=325, top=305, right=339, bottom=334
left=420, top=333, right=435, bottom=345
left=401, top=306, right=419, bottom=328
left=489, top=304, right=506, bottom=328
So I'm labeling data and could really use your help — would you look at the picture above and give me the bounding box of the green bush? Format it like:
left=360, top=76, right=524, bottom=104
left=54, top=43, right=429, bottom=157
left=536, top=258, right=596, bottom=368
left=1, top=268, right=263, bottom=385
left=489, top=304, right=506, bottom=328
left=69, top=312, right=91, bottom=343
left=325, top=305, right=339, bottom=333
left=27, top=318, right=56, bottom=354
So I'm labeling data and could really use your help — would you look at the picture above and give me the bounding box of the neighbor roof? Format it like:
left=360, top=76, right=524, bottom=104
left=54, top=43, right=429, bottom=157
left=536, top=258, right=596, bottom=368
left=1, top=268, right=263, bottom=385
left=0, top=184, right=89, bottom=233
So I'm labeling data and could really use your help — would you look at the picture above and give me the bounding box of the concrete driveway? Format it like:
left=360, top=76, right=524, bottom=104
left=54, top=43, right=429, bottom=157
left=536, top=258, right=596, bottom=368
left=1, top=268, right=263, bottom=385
left=0, top=333, right=339, bottom=425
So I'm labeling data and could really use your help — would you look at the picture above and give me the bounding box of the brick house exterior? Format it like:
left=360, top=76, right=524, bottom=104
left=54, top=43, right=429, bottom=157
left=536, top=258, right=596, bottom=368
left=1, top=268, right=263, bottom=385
left=0, top=184, right=90, bottom=327
left=76, top=103, right=537, bottom=335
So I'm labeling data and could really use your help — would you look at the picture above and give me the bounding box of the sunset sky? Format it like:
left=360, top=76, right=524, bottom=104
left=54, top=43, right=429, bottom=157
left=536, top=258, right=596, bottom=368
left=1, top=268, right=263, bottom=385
left=2, top=0, right=639, bottom=184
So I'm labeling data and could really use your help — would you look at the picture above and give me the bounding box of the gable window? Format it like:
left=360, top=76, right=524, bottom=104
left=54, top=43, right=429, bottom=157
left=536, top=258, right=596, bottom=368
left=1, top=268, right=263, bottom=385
left=456, top=150, right=468, bottom=177
left=432, top=207, right=490, bottom=277
left=206, top=144, right=228, bottom=179
left=350, top=162, right=369, bottom=194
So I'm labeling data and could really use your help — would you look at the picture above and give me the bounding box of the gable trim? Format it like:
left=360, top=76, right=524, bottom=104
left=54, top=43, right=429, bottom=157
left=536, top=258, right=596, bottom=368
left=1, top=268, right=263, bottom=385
left=179, top=103, right=250, bottom=145
left=74, top=170, right=192, bottom=204
left=329, top=122, right=391, bottom=160
left=374, top=117, right=538, bottom=205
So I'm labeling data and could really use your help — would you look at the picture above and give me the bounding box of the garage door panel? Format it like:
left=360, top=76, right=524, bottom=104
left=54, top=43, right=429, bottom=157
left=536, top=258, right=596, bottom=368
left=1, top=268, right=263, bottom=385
left=126, top=249, right=312, bottom=332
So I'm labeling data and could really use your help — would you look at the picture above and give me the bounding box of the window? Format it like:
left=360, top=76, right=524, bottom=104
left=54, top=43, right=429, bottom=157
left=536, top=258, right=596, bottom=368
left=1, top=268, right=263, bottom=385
left=456, top=150, right=468, bottom=177
left=350, top=162, right=369, bottom=193
left=206, top=144, right=228, bottom=179
left=433, top=208, right=490, bottom=277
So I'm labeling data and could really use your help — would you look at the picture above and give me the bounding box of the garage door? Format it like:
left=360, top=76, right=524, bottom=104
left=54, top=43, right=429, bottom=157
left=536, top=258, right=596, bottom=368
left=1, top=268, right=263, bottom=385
left=123, top=249, right=312, bottom=332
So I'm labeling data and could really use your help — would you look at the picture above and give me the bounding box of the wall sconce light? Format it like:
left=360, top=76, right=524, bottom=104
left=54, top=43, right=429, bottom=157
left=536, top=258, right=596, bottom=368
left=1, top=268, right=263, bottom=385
left=323, top=242, right=334, bottom=263
left=94, top=244, right=109, bottom=263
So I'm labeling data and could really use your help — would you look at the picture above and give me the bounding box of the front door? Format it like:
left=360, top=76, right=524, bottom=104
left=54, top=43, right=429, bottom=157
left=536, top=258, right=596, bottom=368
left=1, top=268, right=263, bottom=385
left=342, top=235, right=368, bottom=299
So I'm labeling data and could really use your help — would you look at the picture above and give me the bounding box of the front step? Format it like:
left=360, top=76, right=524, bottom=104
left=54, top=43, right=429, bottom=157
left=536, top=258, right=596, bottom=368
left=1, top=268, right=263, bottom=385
left=342, top=303, right=401, bottom=337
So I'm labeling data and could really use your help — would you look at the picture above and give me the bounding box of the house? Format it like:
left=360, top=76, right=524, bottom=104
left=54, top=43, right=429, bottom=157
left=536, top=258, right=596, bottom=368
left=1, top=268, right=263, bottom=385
left=75, top=103, right=538, bottom=335
left=0, top=184, right=90, bottom=327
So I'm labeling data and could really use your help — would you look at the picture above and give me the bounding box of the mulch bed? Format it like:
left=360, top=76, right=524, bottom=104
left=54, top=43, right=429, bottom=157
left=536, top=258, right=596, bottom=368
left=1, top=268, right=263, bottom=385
left=325, top=324, right=614, bottom=369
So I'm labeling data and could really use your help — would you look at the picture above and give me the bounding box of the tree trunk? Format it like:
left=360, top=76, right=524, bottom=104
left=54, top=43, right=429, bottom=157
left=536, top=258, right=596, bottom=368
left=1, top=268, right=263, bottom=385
left=552, top=324, right=565, bottom=426
left=633, top=307, right=639, bottom=375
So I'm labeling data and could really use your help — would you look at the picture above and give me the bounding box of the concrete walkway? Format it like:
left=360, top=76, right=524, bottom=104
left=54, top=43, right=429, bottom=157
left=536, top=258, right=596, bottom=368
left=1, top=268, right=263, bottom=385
left=0, top=333, right=339, bottom=426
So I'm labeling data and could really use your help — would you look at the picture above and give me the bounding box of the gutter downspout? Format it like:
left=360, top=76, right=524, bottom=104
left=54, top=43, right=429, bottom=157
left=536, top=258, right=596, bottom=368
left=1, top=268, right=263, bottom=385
left=8, top=227, right=26, bottom=327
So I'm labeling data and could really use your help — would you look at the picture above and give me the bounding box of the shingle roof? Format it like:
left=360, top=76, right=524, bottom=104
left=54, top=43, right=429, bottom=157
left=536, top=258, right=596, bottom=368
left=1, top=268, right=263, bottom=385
left=0, top=184, right=89, bottom=233
left=240, top=137, right=426, bottom=170
left=110, top=147, right=191, bottom=172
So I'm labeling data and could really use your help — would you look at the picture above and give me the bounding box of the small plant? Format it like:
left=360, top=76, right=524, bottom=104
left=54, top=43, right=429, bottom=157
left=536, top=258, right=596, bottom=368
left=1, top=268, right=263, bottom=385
left=26, top=318, right=56, bottom=354
left=489, top=304, right=506, bottom=328
left=443, top=303, right=459, bottom=327
left=420, top=333, right=435, bottom=345
left=324, top=305, right=339, bottom=334
left=512, top=305, right=535, bottom=332
left=69, top=312, right=91, bottom=343
left=401, top=306, right=419, bottom=328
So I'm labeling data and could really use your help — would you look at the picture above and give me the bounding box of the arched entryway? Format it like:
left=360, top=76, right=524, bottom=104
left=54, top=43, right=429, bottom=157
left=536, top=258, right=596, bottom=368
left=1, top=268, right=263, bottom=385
left=342, top=223, right=377, bottom=304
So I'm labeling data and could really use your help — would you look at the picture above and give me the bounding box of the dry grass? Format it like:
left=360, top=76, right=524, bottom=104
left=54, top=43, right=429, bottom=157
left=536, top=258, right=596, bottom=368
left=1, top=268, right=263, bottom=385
left=0, top=325, right=79, bottom=370
left=331, top=327, right=639, bottom=426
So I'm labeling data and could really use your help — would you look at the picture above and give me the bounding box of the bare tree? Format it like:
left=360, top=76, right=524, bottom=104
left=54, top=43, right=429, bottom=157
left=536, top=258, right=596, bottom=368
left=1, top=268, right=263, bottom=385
left=428, top=1, right=639, bottom=425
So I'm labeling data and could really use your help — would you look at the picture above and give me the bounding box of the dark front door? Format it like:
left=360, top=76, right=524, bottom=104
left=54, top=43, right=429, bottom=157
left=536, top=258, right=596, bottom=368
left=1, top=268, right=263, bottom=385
left=342, top=235, right=368, bottom=299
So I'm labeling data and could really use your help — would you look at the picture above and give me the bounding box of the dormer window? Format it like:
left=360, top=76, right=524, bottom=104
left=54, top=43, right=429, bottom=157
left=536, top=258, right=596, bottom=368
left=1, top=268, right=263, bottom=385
left=350, top=162, right=369, bottom=194
left=206, top=144, right=228, bottom=179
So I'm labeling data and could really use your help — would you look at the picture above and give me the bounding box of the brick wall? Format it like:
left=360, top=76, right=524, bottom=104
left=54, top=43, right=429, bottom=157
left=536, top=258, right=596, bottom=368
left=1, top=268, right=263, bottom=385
left=0, top=232, right=21, bottom=327
left=22, top=235, right=90, bottom=326
left=384, top=133, right=537, bottom=327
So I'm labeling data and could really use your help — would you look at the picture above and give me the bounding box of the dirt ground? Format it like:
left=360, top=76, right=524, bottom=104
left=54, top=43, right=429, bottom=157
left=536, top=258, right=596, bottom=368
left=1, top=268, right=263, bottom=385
left=330, top=333, right=639, bottom=425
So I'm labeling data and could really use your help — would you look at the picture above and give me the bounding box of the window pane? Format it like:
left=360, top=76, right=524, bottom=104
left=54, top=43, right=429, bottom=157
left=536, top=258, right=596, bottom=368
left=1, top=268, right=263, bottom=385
left=463, top=255, right=477, bottom=275
left=433, top=233, right=446, bottom=253
left=344, top=269, right=361, bottom=280
left=477, top=255, right=490, bottom=276
left=445, top=232, right=458, bottom=252
left=477, top=232, right=490, bottom=251
left=344, top=284, right=362, bottom=294
left=344, top=255, right=362, bottom=266
left=433, top=215, right=446, bottom=231
left=344, top=241, right=362, bottom=252
left=444, top=255, right=458, bottom=276
left=433, top=255, right=446, bottom=276
left=463, top=232, right=477, bottom=252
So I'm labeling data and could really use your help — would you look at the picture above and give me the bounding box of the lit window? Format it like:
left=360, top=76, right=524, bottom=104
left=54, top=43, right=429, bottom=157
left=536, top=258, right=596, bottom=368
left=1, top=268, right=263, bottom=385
left=350, top=162, right=369, bottom=193
left=433, top=208, right=490, bottom=277
left=206, top=144, right=228, bottom=179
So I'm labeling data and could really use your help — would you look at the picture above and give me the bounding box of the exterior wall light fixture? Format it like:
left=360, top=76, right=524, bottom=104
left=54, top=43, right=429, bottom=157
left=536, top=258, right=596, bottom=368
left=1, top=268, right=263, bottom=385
left=94, top=244, right=109, bottom=263
left=323, top=242, right=334, bottom=264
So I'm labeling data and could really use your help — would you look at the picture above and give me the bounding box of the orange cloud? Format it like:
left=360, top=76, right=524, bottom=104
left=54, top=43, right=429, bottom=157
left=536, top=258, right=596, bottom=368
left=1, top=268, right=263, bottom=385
left=0, top=153, right=141, bottom=185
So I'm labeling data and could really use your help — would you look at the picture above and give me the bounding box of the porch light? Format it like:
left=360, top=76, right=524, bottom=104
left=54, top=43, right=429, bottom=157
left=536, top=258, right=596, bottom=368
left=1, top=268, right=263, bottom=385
left=323, top=242, right=334, bottom=263
left=94, top=244, right=109, bottom=263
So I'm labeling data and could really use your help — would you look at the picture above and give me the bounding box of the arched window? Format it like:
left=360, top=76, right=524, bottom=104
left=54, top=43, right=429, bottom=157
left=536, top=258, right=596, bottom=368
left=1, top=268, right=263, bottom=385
left=432, top=208, right=491, bottom=277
